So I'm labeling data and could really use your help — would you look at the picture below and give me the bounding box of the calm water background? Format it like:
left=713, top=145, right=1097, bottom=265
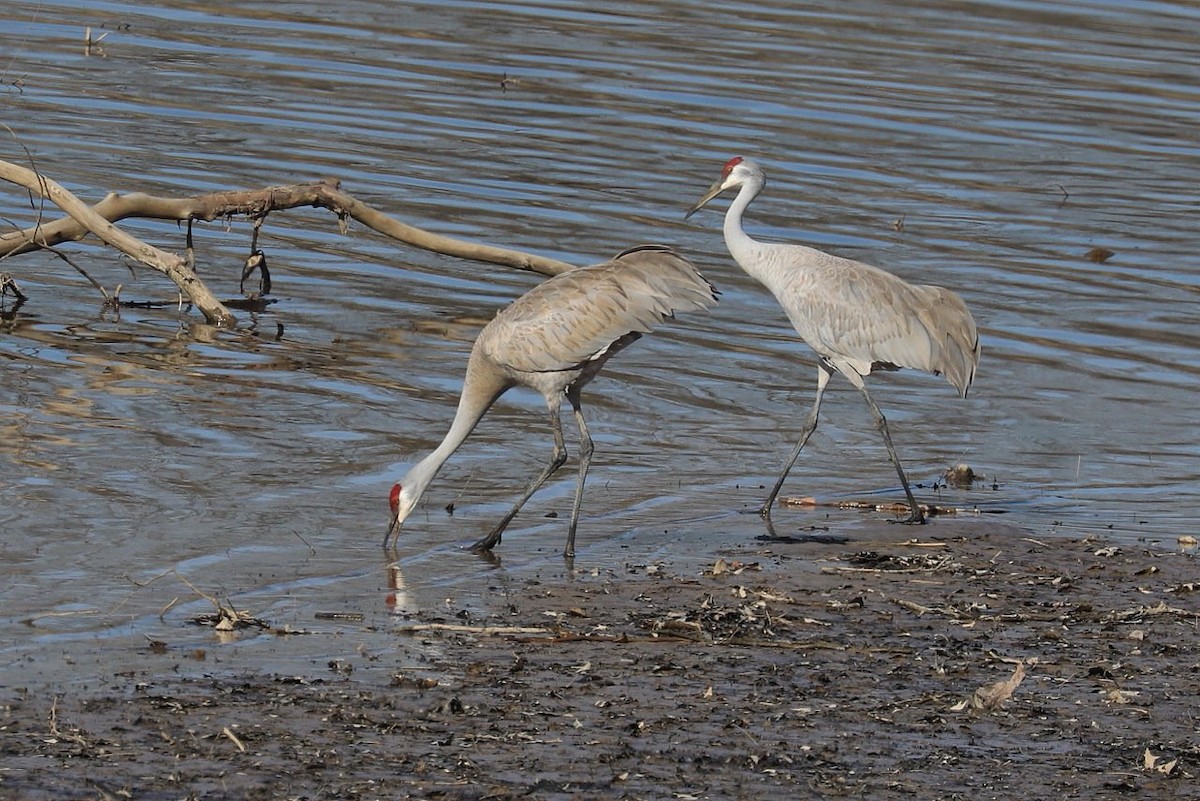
left=1, top=0, right=1197, bottom=685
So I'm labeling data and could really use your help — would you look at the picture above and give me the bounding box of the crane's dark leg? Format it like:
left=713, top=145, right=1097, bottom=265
left=470, top=403, right=568, bottom=552
left=563, top=386, right=592, bottom=559
left=853, top=382, right=925, bottom=525
left=760, top=365, right=833, bottom=516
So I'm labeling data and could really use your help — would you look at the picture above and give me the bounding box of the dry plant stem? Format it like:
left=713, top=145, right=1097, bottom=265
left=0, top=159, right=235, bottom=325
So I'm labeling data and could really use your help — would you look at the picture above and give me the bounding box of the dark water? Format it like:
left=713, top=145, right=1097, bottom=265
left=1, top=0, right=1197, bottom=685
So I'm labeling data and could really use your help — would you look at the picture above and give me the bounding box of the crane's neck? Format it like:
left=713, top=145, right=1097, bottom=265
left=721, top=174, right=775, bottom=285
left=399, top=353, right=509, bottom=505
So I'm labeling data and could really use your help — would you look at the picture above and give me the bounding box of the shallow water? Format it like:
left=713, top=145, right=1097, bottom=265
left=1, top=0, right=1197, bottom=685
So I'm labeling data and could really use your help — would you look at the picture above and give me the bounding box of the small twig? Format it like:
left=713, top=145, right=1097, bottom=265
left=48, top=696, right=90, bottom=748
left=222, top=726, right=246, bottom=753
left=893, top=597, right=934, bottom=616
left=171, top=569, right=226, bottom=612
left=396, top=623, right=554, bottom=636
left=0, top=271, right=28, bottom=301
left=83, top=27, right=109, bottom=57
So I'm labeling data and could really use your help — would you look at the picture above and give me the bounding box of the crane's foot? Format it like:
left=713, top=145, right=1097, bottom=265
left=468, top=530, right=502, bottom=553
left=888, top=506, right=926, bottom=525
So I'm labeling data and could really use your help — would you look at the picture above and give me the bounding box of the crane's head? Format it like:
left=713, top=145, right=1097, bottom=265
left=384, top=481, right=419, bottom=548
left=685, top=156, right=762, bottom=219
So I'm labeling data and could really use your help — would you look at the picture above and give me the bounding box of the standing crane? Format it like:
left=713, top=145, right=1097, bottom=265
left=686, top=156, right=979, bottom=524
left=385, top=244, right=717, bottom=557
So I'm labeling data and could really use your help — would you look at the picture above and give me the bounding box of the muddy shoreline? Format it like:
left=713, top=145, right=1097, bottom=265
left=2, top=520, right=1196, bottom=800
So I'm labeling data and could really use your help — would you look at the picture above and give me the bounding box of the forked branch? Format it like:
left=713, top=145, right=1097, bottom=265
left=0, top=158, right=577, bottom=326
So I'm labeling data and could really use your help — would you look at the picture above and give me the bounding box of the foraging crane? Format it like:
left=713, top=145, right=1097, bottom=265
left=385, top=244, right=717, bottom=557
left=686, top=157, right=979, bottom=523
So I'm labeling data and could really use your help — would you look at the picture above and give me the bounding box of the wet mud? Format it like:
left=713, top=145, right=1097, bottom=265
left=2, top=521, right=1196, bottom=800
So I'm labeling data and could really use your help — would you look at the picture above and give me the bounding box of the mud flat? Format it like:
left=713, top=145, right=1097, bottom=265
left=2, top=519, right=1196, bottom=800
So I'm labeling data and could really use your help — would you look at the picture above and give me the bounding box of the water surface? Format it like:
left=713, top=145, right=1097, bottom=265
left=1, top=0, right=1197, bottom=685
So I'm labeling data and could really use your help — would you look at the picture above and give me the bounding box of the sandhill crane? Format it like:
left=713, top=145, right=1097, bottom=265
left=686, top=156, right=979, bottom=524
left=385, top=244, right=717, bottom=557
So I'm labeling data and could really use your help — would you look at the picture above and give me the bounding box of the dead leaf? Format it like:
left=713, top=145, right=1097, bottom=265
left=1143, top=748, right=1179, bottom=775
left=1105, top=688, right=1139, bottom=704
left=1084, top=246, right=1115, bottom=262
left=959, top=660, right=1027, bottom=712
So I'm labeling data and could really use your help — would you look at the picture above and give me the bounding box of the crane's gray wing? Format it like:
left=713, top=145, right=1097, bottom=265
left=776, top=252, right=979, bottom=396
left=479, top=245, right=717, bottom=374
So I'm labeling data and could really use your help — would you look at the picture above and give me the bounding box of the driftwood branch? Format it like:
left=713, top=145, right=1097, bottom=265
left=0, top=159, right=235, bottom=325
left=0, top=158, right=577, bottom=326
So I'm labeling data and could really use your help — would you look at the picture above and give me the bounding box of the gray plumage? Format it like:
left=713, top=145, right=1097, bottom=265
left=385, top=244, right=717, bottom=557
left=686, top=156, right=980, bottom=523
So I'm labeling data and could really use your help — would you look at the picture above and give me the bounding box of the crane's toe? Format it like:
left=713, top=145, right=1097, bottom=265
left=469, top=529, right=502, bottom=553
left=889, top=507, right=927, bottom=525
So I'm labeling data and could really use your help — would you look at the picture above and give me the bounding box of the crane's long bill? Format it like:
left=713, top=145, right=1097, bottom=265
left=684, top=178, right=728, bottom=220
left=384, top=515, right=401, bottom=548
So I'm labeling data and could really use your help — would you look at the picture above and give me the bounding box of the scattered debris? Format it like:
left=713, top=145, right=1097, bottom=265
left=8, top=526, right=1197, bottom=799
left=706, top=558, right=761, bottom=576
left=394, top=622, right=554, bottom=637
left=834, top=550, right=960, bottom=573
left=190, top=606, right=270, bottom=632
left=942, top=463, right=976, bottom=488
left=390, top=673, right=438, bottom=690
left=780, top=496, right=978, bottom=517
left=314, top=611, right=365, bottom=622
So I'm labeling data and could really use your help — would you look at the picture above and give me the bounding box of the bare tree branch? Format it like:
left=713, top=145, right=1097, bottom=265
left=0, top=159, right=578, bottom=327
left=0, top=159, right=234, bottom=325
